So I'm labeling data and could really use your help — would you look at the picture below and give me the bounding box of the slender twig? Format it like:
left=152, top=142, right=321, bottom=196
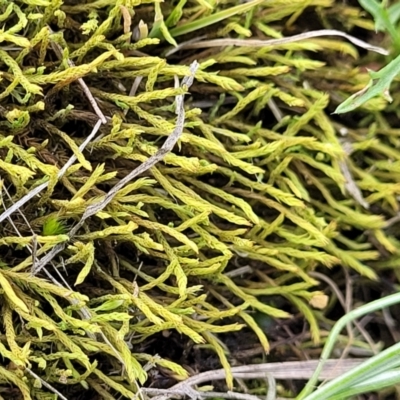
left=265, top=374, right=276, bottom=400
left=338, top=142, right=369, bottom=209
left=0, top=23, right=107, bottom=225
left=384, top=212, right=400, bottom=228
left=198, top=390, right=261, bottom=400
left=31, top=60, right=199, bottom=276
left=225, top=265, right=253, bottom=278
left=2, top=185, right=97, bottom=340
left=123, top=76, right=143, bottom=117
left=0, top=119, right=103, bottom=225
left=25, top=368, right=69, bottom=400
left=1, top=185, right=61, bottom=287
left=267, top=98, right=283, bottom=122
left=2, top=189, right=138, bottom=397
left=142, top=388, right=262, bottom=400
left=75, top=63, right=197, bottom=229
left=3, top=187, right=142, bottom=399
left=2, top=59, right=201, bottom=400
left=48, top=26, right=107, bottom=124
left=166, top=29, right=389, bottom=56
left=143, top=359, right=366, bottom=400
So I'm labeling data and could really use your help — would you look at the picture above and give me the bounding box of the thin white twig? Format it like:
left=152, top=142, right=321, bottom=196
left=143, top=387, right=261, bottom=400
left=143, top=359, right=366, bottom=400
left=123, top=76, right=143, bottom=117
left=201, top=390, right=261, bottom=400
left=267, top=98, right=283, bottom=122
left=25, top=368, right=69, bottom=400
left=0, top=119, right=102, bottom=225
left=48, top=26, right=107, bottom=124
left=225, top=265, right=253, bottom=278
left=2, top=184, right=97, bottom=340
left=265, top=374, right=276, bottom=400
left=165, top=35, right=207, bottom=57
left=0, top=23, right=108, bottom=225
left=339, top=160, right=369, bottom=209
left=31, top=60, right=199, bottom=275
left=166, top=29, right=389, bottom=56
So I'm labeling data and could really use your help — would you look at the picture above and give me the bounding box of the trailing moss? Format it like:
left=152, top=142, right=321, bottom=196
left=0, top=0, right=399, bottom=398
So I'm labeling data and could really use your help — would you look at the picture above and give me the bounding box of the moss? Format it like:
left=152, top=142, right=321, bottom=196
left=0, top=0, right=398, bottom=398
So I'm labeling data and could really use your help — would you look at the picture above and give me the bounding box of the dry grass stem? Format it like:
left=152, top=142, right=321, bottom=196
left=166, top=29, right=389, bottom=56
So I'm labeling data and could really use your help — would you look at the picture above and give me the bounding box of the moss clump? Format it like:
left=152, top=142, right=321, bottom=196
left=0, top=0, right=399, bottom=398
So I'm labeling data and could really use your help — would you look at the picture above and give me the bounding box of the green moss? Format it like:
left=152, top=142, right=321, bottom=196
left=0, top=0, right=398, bottom=398
left=42, top=216, right=67, bottom=236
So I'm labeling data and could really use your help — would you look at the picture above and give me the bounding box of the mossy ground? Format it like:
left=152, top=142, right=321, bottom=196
left=0, top=0, right=400, bottom=399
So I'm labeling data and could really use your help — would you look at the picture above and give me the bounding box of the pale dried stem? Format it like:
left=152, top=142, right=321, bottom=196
left=144, top=359, right=366, bottom=400
left=32, top=61, right=199, bottom=276
left=166, top=29, right=388, bottom=56
left=0, top=119, right=103, bottom=225
left=123, top=76, right=143, bottom=117
left=0, top=24, right=109, bottom=225
left=25, top=368, right=69, bottom=400
left=1, top=185, right=97, bottom=341
left=48, top=26, right=107, bottom=124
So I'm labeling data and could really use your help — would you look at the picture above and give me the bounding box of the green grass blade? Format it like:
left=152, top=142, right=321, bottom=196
left=328, top=370, right=400, bottom=400
left=334, top=53, right=400, bottom=114
left=303, top=341, right=400, bottom=399
left=165, top=0, right=187, bottom=28
left=358, top=0, right=400, bottom=50
left=149, top=2, right=178, bottom=46
left=388, top=2, right=400, bottom=26
left=297, top=291, right=400, bottom=399
left=169, top=0, right=265, bottom=37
